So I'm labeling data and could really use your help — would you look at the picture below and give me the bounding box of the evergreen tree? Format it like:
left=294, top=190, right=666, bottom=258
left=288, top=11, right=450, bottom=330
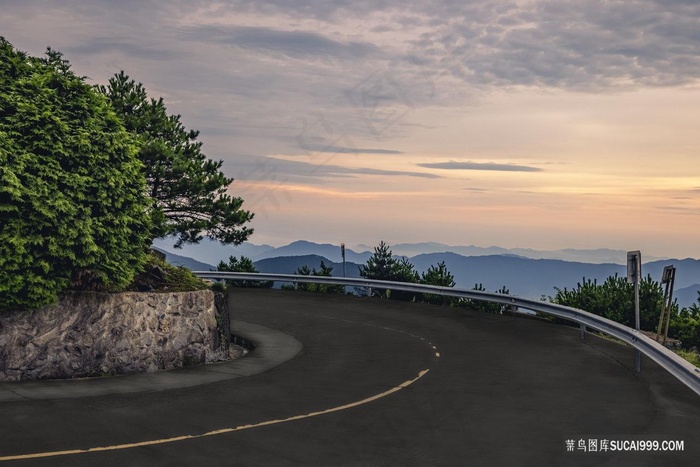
left=359, top=241, right=395, bottom=283
left=456, top=284, right=510, bottom=314
left=420, top=261, right=456, bottom=304
left=0, top=39, right=151, bottom=311
left=421, top=261, right=455, bottom=287
left=359, top=241, right=419, bottom=300
left=282, top=261, right=344, bottom=294
left=216, top=256, right=272, bottom=288
left=669, top=293, right=700, bottom=349
left=99, top=72, right=253, bottom=247
left=550, top=274, right=662, bottom=329
left=314, top=261, right=345, bottom=294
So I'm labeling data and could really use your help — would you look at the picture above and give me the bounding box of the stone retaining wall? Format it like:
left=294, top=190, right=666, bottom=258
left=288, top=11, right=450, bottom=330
left=0, top=290, right=230, bottom=381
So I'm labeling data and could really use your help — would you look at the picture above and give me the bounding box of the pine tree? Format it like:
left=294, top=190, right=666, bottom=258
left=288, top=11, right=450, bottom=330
left=99, top=72, right=253, bottom=247
left=0, top=39, right=151, bottom=310
left=282, top=261, right=344, bottom=294
left=359, top=241, right=418, bottom=300
left=420, top=261, right=456, bottom=304
left=216, top=256, right=271, bottom=288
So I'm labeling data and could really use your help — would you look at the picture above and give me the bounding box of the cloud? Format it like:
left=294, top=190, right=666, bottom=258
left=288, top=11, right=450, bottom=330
left=176, top=0, right=700, bottom=96
left=299, top=144, right=403, bottom=154
left=418, top=161, right=543, bottom=172
left=406, top=0, right=700, bottom=91
left=179, top=25, right=380, bottom=61
left=344, top=166, right=440, bottom=178
left=228, top=155, right=442, bottom=185
left=64, top=38, right=176, bottom=61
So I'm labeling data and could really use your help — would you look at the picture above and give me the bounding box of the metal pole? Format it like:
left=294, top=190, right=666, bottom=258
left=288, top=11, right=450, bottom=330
left=656, top=281, right=669, bottom=342
left=635, top=279, right=641, bottom=373
left=341, top=243, right=346, bottom=295
left=663, top=268, right=676, bottom=345
left=628, top=251, right=642, bottom=373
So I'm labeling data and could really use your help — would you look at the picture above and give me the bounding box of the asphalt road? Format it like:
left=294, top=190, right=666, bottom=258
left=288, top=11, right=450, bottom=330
left=0, top=289, right=698, bottom=466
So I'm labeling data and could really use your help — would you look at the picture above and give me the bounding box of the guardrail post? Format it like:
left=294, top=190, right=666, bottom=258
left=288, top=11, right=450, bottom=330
left=368, top=287, right=372, bottom=297
left=580, top=323, right=586, bottom=341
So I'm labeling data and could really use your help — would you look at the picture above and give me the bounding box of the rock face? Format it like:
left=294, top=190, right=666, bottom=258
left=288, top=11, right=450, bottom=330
left=0, top=290, right=229, bottom=381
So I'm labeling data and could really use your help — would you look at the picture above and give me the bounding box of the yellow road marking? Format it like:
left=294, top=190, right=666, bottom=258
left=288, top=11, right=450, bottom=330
left=0, top=369, right=430, bottom=462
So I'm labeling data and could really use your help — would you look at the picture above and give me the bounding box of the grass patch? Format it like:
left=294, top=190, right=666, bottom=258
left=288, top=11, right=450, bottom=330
left=675, top=349, right=700, bottom=367
left=126, top=250, right=209, bottom=292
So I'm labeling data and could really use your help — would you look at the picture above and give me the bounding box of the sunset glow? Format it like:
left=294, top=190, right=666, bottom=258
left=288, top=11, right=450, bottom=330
left=3, top=1, right=699, bottom=257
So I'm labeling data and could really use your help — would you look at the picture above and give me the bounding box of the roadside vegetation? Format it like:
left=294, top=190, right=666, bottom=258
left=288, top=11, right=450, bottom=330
left=547, top=276, right=700, bottom=359
left=215, top=256, right=272, bottom=289
left=281, top=261, right=345, bottom=294
left=275, top=241, right=510, bottom=311
left=127, top=250, right=209, bottom=293
left=0, top=38, right=252, bottom=311
left=676, top=349, right=700, bottom=367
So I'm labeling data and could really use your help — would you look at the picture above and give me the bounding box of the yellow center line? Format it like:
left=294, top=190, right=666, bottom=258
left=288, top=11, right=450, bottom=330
left=0, top=369, right=430, bottom=462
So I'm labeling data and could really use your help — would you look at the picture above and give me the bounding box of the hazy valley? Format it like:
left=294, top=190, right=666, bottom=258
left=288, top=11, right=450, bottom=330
left=154, top=238, right=700, bottom=308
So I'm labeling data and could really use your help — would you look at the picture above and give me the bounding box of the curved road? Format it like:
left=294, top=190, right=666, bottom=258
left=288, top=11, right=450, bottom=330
left=0, top=289, right=698, bottom=466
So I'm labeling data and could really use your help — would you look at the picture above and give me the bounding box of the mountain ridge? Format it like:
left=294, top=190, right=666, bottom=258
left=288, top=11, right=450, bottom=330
left=154, top=237, right=676, bottom=265
left=152, top=238, right=699, bottom=308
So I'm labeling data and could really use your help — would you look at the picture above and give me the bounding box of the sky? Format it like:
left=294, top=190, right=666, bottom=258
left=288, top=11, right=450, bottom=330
left=2, top=0, right=700, bottom=258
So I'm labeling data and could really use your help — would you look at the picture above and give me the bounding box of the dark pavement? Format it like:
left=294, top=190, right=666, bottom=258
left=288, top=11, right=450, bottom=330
left=0, top=288, right=698, bottom=466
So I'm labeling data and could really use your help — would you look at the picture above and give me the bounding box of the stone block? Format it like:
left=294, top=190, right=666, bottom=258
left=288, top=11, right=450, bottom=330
left=0, top=289, right=230, bottom=381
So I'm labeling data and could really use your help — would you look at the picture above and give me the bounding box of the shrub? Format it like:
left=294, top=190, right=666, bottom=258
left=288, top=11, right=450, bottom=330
left=549, top=274, right=665, bottom=330
left=420, top=261, right=456, bottom=305
left=456, top=284, right=510, bottom=314
left=132, top=251, right=209, bottom=292
left=669, top=298, right=700, bottom=350
left=0, top=39, right=151, bottom=310
left=281, top=261, right=345, bottom=294
left=550, top=274, right=700, bottom=350
left=359, top=241, right=419, bottom=300
left=216, top=256, right=272, bottom=288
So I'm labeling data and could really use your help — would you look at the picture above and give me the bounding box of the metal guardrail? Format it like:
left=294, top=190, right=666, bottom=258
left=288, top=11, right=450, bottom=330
left=194, top=271, right=700, bottom=397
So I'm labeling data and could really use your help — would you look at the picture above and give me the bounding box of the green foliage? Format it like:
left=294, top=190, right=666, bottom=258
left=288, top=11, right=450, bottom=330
left=550, top=275, right=700, bottom=349
left=358, top=242, right=461, bottom=302
left=216, top=256, right=272, bottom=288
left=282, top=261, right=345, bottom=294
left=456, top=284, right=511, bottom=314
left=675, top=349, right=700, bottom=367
left=0, top=39, right=151, bottom=311
left=668, top=297, right=700, bottom=350
left=128, top=250, right=208, bottom=292
left=98, top=71, right=253, bottom=247
left=158, top=264, right=209, bottom=291
left=420, top=261, right=456, bottom=305
left=359, top=241, right=419, bottom=300
left=550, top=274, right=664, bottom=330
left=358, top=241, right=398, bottom=283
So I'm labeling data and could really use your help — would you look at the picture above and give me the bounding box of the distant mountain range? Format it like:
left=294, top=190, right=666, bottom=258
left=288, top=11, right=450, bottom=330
left=254, top=255, right=363, bottom=279
left=153, top=237, right=700, bottom=308
left=152, top=247, right=214, bottom=271
left=381, top=243, right=670, bottom=264
left=153, top=237, right=674, bottom=265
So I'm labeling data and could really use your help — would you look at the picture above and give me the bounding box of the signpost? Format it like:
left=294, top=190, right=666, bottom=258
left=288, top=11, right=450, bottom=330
left=627, top=251, right=642, bottom=373
left=341, top=243, right=346, bottom=278
left=656, top=265, right=676, bottom=346
left=341, top=243, right=346, bottom=294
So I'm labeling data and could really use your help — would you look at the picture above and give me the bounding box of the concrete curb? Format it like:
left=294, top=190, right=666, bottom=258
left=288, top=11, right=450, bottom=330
left=0, top=320, right=302, bottom=402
